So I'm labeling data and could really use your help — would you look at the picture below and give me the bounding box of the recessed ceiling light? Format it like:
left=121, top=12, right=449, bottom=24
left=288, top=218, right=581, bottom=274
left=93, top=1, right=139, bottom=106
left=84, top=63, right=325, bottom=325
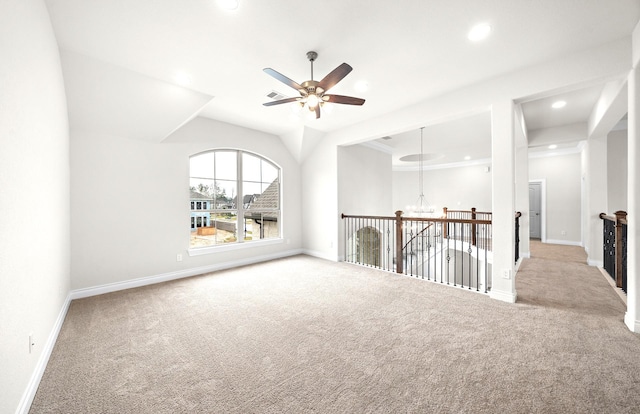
left=218, top=0, right=239, bottom=10
left=468, top=23, right=492, bottom=42
left=548, top=144, right=558, bottom=149
left=551, top=100, right=567, bottom=109
left=354, top=80, right=369, bottom=93
left=174, top=72, right=192, bottom=87
left=464, top=155, right=471, bottom=160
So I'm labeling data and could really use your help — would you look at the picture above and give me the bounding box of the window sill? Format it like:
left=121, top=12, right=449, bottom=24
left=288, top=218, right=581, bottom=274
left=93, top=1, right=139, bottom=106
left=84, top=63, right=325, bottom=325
left=187, top=238, right=284, bottom=257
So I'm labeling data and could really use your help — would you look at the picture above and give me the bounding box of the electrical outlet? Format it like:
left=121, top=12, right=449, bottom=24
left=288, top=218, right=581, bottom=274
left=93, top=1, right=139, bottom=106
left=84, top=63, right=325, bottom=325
left=176, top=254, right=183, bottom=262
left=561, top=230, right=566, bottom=236
left=29, top=333, right=34, bottom=353
left=502, top=269, right=511, bottom=280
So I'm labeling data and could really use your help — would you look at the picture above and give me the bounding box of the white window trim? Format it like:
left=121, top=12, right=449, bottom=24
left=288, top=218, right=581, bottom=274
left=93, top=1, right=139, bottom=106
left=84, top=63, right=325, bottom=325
left=188, top=238, right=284, bottom=256
left=189, top=149, right=283, bottom=254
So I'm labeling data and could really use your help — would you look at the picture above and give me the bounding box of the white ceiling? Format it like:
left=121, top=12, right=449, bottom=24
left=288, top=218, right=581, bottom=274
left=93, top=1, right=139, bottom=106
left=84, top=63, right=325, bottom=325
left=45, top=0, right=639, bottom=164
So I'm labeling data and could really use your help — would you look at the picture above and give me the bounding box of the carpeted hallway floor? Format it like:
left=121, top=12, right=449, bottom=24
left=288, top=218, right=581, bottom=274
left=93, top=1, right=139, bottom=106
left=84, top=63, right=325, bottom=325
left=29, top=241, right=640, bottom=413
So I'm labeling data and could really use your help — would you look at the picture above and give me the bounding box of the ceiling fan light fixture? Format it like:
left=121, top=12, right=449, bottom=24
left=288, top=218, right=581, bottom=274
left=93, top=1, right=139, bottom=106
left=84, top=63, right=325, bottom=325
left=307, top=94, right=319, bottom=108
left=262, top=51, right=365, bottom=119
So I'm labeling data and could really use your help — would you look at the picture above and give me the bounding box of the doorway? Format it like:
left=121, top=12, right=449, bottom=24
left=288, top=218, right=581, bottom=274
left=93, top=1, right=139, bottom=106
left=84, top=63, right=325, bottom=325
left=529, top=180, right=545, bottom=240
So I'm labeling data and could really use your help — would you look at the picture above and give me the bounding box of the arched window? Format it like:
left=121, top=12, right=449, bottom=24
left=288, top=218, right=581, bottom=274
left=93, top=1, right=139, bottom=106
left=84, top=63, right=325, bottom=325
left=189, top=149, right=281, bottom=249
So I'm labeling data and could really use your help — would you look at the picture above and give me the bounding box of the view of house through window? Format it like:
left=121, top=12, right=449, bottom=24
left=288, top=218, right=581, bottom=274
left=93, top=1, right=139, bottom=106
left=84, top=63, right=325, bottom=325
left=189, top=149, right=280, bottom=248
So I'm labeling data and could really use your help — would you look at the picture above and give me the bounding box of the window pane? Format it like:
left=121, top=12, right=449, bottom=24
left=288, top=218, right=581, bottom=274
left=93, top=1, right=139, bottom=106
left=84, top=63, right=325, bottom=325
left=216, top=179, right=236, bottom=209
left=243, top=213, right=279, bottom=242
left=215, top=151, right=237, bottom=181
left=245, top=179, right=279, bottom=210
left=190, top=211, right=238, bottom=248
left=262, top=161, right=278, bottom=184
left=189, top=178, right=214, bottom=201
left=242, top=153, right=261, bottom=182
left=189, top=149, right=281, bottom=250
left=190, top=152, right=215, bottom=179
left=243, top=181, right=261, bottom=208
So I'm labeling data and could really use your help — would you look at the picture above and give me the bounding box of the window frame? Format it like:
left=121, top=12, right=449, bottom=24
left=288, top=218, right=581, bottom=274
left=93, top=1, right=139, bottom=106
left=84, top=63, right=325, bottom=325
left=188, top=148, right=283, bottom=256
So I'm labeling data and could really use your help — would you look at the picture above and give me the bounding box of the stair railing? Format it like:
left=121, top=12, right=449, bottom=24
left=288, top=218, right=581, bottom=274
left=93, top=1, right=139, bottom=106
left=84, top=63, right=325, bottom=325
left=599, top=211, right=628, bottom=292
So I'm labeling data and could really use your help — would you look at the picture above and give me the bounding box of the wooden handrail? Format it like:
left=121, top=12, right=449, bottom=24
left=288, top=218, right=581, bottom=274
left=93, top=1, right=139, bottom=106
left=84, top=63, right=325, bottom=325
left=402, top=222, right=435, bottom=250
left=599, top=212, right=616, bottom=221
left=342, top=214, right=492, bottom=225
left=599, top=211, right=627, bottom=288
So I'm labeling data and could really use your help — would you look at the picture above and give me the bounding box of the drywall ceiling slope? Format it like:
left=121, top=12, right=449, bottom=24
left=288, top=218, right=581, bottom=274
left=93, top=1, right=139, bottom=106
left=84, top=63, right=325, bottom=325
left=45, top=0, right=640, bottom=138
left=60, top=50, right=213, bottom=142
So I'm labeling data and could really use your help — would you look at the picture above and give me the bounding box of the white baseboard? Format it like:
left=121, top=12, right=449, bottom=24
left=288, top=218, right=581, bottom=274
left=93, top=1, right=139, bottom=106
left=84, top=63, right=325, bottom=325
left=544, top=239, right=582, bottom=246
left=587, top=259, right=604, bottom=267
left=70, top=248, right=303, bottom=300
left=16, top=293, right=72, bottom=414
left=302, top=249, right=338, bottom=262
left=18, top=249, right=305, bottom=413
left=489, top=289, right=518, bottom=303
left=625, top=313, right=640, bottom=333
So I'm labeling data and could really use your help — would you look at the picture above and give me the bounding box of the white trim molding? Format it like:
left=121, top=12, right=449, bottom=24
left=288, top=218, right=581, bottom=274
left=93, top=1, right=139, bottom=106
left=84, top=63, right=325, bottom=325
left=545, top=239, right=583, bottom=246
left=489, top=289, right=518, bottom=303
left=625, top=313, right=640, bottom=333
left=302, top=248, right=338, bottom=262
left=16, top=293, right=72, bottom=414
left=71, top=248, right=303, bottom=300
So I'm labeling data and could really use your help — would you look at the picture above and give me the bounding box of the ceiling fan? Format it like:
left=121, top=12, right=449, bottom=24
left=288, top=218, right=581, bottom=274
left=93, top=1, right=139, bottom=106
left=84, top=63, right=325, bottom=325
left=263, top=51, right=365, bottom=119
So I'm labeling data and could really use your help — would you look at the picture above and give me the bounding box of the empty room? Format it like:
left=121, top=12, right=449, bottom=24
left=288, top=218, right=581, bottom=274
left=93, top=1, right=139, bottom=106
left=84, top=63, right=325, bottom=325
left=2, top=1, right=640, bottom=413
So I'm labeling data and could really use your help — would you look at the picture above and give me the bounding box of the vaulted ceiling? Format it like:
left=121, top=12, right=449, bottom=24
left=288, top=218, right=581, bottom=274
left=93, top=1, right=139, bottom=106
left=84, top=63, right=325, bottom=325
left=45, top=0, right=639, bottom=164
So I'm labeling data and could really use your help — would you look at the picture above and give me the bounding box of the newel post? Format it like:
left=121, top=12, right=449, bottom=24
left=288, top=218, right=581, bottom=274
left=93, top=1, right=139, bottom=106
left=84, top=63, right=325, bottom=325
left=443, top=207, right=448, bottom=238
left=615, top=210, right=627, bottom=288
left=471, top=207, right=477, bottom=246
left=395, top=210, right=403, bottom=274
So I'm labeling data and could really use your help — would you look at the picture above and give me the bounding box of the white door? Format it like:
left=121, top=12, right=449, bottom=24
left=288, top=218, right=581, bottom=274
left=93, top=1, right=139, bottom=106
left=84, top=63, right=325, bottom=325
left=529, top=182, right=541, bottom=239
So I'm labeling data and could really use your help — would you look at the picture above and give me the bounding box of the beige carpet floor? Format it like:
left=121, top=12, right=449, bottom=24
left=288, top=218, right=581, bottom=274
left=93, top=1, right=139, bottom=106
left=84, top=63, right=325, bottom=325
left=30, top=242, right=640, bottom=413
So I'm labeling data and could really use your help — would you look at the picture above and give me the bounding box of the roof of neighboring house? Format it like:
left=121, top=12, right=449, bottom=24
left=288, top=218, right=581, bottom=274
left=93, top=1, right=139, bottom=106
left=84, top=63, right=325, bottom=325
left=245, top=180, right=279, bottom=220
left=190, top=190, right=212, bottom=200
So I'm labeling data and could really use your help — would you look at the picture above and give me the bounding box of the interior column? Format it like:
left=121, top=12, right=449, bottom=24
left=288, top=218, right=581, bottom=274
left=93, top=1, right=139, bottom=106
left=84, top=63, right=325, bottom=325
left=490, top=100, right=517, bottom=303
left=514, top=109, right=530, bottom=260
left=625, top=56, right=640, bottom=332
left=585, top=135, right=608, bottom=266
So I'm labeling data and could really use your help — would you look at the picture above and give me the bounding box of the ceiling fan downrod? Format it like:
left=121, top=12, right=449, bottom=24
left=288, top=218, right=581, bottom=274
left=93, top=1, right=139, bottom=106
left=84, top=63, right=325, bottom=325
left=307, top=51, right=317, bottom=80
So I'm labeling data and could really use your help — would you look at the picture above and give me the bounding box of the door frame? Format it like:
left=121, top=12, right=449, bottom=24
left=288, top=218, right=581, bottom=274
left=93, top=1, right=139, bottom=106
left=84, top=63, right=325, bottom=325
left=529, top=179, right=546, bottom=243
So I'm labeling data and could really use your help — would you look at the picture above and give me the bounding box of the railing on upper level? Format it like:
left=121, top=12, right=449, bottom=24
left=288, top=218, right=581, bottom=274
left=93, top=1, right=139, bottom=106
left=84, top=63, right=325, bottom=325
left=341, top=208, right=520, bottom=294
left=515, top=212, right=522, bottom=263
left=599, top=211, right=627, bottom=293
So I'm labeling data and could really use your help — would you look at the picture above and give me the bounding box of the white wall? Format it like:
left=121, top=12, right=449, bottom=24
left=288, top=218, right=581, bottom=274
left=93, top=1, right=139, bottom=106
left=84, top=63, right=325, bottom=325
left=70, top=117, right=302, bottom=290
left=337, top=145, right=393, bottom=259
left=0, top=1, right=70, bottom=412
left=301, top=139, right=339, bottom=260
left=529, top=153, right=582, bottom=244
left=608, top=129, right=628, bottom=212
left=392, top=163, right=493, bottom=214
left=338, top=145, right=393, bottom=216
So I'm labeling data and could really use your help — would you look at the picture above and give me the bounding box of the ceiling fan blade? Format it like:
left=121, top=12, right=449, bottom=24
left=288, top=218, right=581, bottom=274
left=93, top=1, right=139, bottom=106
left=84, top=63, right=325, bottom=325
left=263, top=97, right=301, bottom=106
left=315, top=105, right=321, bottom=119
left=263, top=68, right=304, bottom=91
left=317, top=63, right=352, bottom=92
left=324, top=94, right=365, bottom=106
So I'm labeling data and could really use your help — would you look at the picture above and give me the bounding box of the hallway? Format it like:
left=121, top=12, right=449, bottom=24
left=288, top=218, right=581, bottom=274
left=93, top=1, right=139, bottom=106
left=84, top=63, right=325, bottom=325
left=517, top=241, right=626, bottom=318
